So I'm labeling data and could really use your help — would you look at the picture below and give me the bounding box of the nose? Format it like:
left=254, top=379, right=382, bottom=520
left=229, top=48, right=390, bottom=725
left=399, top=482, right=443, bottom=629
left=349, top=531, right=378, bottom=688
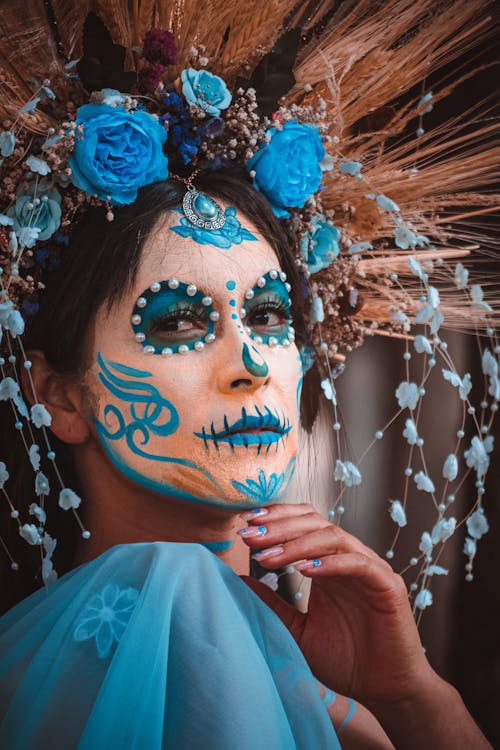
left=216, top=333, right=270, bottom=394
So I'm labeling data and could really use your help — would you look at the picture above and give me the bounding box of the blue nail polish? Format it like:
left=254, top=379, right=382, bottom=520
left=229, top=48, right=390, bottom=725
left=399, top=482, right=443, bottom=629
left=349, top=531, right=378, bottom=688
left=258, top=525, right=267, bottom=535
left=239, top=528, right=248, bottom=534
left=312, top=559, right=321, bottom=567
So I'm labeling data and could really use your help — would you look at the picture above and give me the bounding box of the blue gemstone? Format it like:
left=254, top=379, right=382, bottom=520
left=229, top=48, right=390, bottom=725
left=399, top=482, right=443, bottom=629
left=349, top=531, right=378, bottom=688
left=193, top=193, right=218, bottom=220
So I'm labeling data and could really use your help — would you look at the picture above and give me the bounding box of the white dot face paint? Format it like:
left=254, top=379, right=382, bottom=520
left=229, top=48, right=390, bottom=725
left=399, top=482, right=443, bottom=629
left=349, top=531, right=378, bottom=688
left=86, top=205, right=302, bottom=509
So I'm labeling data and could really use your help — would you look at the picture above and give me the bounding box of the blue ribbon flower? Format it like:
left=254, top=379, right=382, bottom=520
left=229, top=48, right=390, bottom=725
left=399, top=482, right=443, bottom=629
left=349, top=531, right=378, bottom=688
left=181, top=69, right=232, bottom=116
left=69, top=103, right=169, bottom=205
left=247, top=121, right=325, bottom=218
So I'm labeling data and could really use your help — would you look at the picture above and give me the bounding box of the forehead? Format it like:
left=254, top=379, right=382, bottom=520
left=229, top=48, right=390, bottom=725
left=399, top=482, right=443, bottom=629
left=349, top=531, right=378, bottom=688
left=133, top=209, right=281, bottom=295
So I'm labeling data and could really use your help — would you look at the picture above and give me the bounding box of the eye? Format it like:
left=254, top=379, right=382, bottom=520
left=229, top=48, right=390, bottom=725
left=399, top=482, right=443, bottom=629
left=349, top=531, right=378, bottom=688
left=148, top=305, right=209, bottom=343
left=246, top=300, right=292, bottom=332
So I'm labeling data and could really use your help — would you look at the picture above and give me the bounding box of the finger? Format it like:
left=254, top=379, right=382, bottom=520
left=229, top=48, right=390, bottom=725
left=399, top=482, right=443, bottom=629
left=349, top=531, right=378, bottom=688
left=239, top=502, right=317, bottom=523
left=237, top=512, right=330, bottom=549
left=249, top=526, right=381, bottom=569
left=239, top=575, right=306, bottom=642
left=292, top=552, right=406, bottom=600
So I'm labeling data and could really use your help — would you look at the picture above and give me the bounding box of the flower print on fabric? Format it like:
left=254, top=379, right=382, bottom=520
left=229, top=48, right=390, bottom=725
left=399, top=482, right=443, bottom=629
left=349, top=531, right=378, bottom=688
left=73, top=582, right=139, bottom=659
left=181, top=68, right=232, bottom=116
left=69, top=104, right=169, bottom=205
left=247, top=121, right=325, bottom=218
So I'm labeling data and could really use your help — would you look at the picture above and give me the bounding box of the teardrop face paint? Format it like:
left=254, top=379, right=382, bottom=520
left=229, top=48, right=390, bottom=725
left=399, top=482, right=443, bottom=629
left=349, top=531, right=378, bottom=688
left=86, top=204, right=303, bottom=508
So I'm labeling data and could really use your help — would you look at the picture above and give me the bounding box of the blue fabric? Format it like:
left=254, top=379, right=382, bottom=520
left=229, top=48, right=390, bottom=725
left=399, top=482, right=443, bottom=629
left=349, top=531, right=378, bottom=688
left=0, top=542, right=341, bottom=749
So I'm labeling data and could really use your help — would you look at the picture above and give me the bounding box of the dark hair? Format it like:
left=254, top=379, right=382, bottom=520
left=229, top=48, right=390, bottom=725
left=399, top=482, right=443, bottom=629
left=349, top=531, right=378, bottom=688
left=0, top=168, right=320, bottom=610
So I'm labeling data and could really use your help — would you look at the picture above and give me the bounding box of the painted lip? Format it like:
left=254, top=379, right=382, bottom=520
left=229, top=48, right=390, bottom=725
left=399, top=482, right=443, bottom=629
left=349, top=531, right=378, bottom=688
left=194, top=406, right=291, bottom=452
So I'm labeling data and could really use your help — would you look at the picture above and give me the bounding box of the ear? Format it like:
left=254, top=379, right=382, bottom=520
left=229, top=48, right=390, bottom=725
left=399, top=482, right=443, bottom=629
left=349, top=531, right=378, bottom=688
left=21, top=350, right=91, bottom=445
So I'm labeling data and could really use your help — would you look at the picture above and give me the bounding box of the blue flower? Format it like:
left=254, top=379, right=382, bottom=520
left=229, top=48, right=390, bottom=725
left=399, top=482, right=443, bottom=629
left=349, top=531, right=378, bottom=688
left=300, top=214, right=340, bottom=273
left=69, top=103, right=169, bottom=205
left=181, top=69, right=232, bottom=116
left=431, top=517, right=456, bottom=543
left=442, top=454, right=458, bottom=481
left=73, top=583, right=139, bottom=659
left=0, top=130, right=15, bottom=157
left=8, top=181, right=61, bottom=242
left=247, top=121, right=325, bottom=217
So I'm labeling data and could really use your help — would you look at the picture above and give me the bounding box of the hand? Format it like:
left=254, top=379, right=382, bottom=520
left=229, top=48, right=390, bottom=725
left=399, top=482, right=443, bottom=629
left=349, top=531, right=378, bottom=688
left=237, top=503, right=435, bottom=708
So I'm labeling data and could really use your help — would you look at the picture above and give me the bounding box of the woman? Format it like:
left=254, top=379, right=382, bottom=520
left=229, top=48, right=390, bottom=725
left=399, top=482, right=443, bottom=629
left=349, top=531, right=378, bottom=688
left=0, top=171, right=492, bottom=748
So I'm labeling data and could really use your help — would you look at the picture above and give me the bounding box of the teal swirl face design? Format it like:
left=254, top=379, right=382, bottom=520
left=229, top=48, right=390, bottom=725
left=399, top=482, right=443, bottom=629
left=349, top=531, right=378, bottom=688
left=242, top=270, right=294, bottom=347
left=131, top=280, right=217, bottom=356
left=170, top=205, right=258, bottom=249
left=89, top=216, right=303, bottom=509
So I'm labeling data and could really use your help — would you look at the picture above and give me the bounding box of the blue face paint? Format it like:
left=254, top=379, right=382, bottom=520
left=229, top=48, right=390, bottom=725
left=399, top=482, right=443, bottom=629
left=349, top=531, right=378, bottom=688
left=170, top=205, right=257, bottom=249
left=95, top=353, right=225, bottom=498
left=194, top=405, right=291, bottom=453
left=231, top=457, right=296, bottom=505
left=226, top=280, right=236, bottom=290
left=198, top=539, right=234, bottom=553
left=131, top=281, right=216, bottom=355
left=241, top=342, right=269, bottom=378
left=242, top=270, right=293, bottom=347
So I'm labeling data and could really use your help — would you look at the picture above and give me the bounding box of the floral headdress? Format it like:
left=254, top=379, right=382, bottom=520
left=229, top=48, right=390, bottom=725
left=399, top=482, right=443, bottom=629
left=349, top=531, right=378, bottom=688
left=0, top=0, right=498, bottom=617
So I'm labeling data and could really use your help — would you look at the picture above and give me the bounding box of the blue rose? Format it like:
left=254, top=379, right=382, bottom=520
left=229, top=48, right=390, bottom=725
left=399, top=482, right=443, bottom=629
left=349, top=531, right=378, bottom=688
left=181, top=69, right=232, bottom=117
left=300, top=214, right=340, bottom=273
left=8, top=180, right=61, bottom=242
left=69, top=103, right=169, bottom=205
left=247, top=121, right=325, bottom=217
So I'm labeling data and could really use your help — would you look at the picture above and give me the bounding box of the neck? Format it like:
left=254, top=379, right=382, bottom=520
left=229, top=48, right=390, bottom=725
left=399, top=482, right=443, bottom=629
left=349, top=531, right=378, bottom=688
left=72, top=442, right=250, bottom=575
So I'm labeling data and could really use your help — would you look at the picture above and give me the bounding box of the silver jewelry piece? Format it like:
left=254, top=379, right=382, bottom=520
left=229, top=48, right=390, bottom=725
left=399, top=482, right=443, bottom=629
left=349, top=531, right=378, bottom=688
left=182, top=187, right=226, bottom=231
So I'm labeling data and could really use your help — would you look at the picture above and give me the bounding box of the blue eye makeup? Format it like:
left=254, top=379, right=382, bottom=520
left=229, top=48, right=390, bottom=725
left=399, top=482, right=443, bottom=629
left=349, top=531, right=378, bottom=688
left=242, top=270, right=294, bottom=347
left=131, top=280, right=217, bottom=356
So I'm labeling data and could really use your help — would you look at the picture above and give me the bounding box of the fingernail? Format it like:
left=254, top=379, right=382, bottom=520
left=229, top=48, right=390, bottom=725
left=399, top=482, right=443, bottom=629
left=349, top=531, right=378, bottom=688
left=294, top=559, right=322, bottom=570
left=240, top=508, right=269, bottom=520
left=252, top=545, right=284, bottom=560
left=238, top=525, right=267, bottom=537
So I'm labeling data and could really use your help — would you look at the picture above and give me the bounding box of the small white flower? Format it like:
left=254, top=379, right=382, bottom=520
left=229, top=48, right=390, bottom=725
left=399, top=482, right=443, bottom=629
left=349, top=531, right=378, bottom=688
left=402, top=418, right=419, bottom=445
left=419, top=532, right=433, bottom=556
left=35, top=471, right=50, bottom=496
left=414, top=471, right=435, bottom=493
left=424, top=565, right=448, bottom=576
left=442, top=454, right=458, bottom=481
left=0, top=461, right=9, bottom=489
left=464, top=436, right=490, bottom=481
left=395, top=381, right=419, bottom=410
left=334, top=460, right=362, bottom=487
left=26, top=155, right=51, bottom=175
left=29, top=444, right=40, bottom=471
left=413, top=335, right=432, bottom=355
left=19, top=523, right=43, bottom=545
left=321, top=378, right=337, bottom=405
left=259, top=572, right=279, bottom=591
left=466, top=509, right=489, bottom=540
left=31, top=403, right=52, bottom=428
left=29, top=503, right=46, bottom=524
left=454, top=263, right=469, bottom=289
left=389, top=500, right=407, bottom=527
left=59, top=487, right=82, bottom=510
left=431, top=517, right=456, bottom=543
left=463, top=537, right=477, bottom=557
left=415, top=588, right=433, bottom=610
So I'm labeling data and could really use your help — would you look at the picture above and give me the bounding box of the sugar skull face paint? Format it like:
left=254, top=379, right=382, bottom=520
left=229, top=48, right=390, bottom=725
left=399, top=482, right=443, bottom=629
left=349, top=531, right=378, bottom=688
left=86, top=203, right=301, bottom=508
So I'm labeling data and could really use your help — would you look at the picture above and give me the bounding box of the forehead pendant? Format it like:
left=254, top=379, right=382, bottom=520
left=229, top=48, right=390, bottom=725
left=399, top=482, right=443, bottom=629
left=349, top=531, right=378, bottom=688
left=182, top=183, right=226, bottom=231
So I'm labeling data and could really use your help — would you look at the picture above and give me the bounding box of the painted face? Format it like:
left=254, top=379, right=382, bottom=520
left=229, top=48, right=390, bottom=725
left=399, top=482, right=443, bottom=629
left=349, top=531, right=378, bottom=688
left=86, top=203, right=302, bottom=509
